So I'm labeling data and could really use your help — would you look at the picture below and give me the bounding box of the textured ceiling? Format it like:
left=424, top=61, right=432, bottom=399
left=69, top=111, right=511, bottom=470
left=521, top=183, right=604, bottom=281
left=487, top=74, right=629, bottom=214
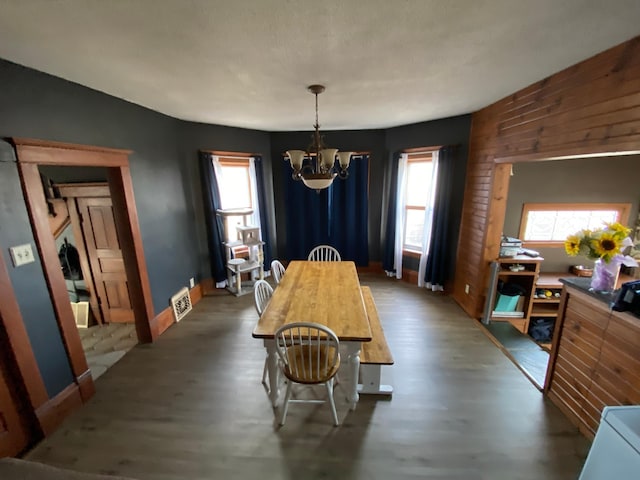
left=0, top=0, right=639, bottom=131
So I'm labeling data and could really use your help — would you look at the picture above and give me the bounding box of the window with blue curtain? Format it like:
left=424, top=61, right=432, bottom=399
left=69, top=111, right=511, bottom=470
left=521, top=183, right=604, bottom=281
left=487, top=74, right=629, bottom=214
left=283, top=154, right=369, bottom=265
left=200, top=151, right=274, bottom=286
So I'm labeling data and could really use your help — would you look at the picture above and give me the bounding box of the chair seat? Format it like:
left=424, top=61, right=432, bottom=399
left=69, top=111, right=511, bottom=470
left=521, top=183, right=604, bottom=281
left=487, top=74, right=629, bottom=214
left=282, top=345, right=340, bottom=384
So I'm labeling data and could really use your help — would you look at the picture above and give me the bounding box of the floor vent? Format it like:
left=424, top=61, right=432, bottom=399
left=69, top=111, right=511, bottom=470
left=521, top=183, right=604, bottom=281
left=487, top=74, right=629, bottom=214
left=170, top=287, right=192, bottom=322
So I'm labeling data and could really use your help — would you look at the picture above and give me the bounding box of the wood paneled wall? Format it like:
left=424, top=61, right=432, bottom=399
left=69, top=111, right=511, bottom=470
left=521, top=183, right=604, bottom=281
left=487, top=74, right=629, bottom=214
left=452, top=36, right=640, bottom=318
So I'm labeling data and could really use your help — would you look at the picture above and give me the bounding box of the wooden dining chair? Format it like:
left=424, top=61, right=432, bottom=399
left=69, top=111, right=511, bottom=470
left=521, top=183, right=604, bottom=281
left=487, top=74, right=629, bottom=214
left=307, top=245, right=341, bottom=262
left=270, top=260, right=286, bottom=285
left=254, top=279, right=274, bottom=390
left=274, top=322, right=341, bottom=426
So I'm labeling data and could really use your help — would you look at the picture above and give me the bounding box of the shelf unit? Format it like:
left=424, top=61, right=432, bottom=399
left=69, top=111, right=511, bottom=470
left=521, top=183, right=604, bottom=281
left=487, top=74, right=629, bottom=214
left=485, top=256, right=543, bottom=334
left=217, top=208, right=265, bottom=296
left=530, top=272, right=565, bottom=350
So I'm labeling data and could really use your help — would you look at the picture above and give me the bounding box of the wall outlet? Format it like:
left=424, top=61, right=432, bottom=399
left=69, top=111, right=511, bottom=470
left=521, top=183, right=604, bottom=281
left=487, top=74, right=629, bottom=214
left=9, top=243, right=35, bottom=267
left=465, top=284, right=470, bottom=294
left=189, top=277, right=195, bottom=289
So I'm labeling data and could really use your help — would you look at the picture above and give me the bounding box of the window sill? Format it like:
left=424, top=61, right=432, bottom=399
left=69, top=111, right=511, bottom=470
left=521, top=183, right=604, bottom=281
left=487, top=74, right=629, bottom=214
left=403, top=249, right=421, bottom=258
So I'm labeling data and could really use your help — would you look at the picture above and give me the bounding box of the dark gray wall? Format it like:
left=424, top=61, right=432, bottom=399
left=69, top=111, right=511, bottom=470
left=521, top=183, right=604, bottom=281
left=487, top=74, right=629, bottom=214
left=177, top=121, right=272, bottom=278
left=0, top=154, right=74, bottom=397
left=385, top=115, right=472, bottom=273
left=0, top=58, right=269, bottom=395
left=504, top=156, right=640, bottom=271
left=270, top=129, right=387, bottom=260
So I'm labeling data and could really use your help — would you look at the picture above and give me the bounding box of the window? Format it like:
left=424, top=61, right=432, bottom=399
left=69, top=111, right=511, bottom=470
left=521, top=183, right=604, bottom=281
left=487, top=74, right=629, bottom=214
left=519, top=203, right=631, bottom=247
left=218, top=159, right=252, bottom=209
left=403, top=153, right=435, bottom=253
left=214, top=156, right=256, bottom=243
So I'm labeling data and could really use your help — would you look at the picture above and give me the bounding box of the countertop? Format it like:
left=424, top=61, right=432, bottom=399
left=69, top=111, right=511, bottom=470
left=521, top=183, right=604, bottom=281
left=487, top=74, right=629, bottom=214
left=560, top=276, right=640, bottom=320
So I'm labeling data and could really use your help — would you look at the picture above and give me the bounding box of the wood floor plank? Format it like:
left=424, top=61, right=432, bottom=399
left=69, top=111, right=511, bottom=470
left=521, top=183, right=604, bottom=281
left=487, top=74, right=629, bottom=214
left=24, top=274, right=590, bottom=479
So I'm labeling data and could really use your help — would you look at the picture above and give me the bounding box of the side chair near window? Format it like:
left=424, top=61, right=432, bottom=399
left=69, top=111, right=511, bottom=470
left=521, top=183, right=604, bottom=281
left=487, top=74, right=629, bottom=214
left=274, top=322, right=341, bottom=426
left=270, top=259, right=286, bottom=284
left=307, top=245, right=341, bottom=262
left=254, top=279, right=274, bottom=391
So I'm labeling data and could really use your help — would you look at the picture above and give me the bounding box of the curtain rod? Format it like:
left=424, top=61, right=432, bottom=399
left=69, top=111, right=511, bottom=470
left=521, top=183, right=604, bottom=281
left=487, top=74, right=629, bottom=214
left=200, top=149, right=259, bottom=158
left=402, top=146, right=442, bottom=154
left=280, top=151, right=370, bottom=157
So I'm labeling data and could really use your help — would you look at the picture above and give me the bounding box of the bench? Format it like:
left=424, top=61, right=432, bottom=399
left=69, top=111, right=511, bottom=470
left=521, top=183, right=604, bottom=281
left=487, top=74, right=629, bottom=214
left=359, top=286, right=394, bottom=395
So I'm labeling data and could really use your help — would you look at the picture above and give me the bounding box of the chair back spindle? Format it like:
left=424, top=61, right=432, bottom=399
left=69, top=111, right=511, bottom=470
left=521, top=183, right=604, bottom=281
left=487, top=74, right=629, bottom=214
left=307, top=245, right=341, bottom=262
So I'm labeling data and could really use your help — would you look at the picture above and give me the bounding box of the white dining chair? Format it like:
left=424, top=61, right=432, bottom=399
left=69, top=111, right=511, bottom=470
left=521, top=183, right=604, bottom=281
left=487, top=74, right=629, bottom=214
left=274, top=322, right=341, bottom=426
left=307, top=245, right=341, bottom=262
left=271, top=260, right=286, bottom=285
left=254, top=279, right=274, bottom=390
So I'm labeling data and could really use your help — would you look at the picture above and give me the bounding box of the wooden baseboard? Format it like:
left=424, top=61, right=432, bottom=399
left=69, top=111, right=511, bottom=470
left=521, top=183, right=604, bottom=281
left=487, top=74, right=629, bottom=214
left=151, top=282, right=206, bottom=337
left=35, top=384, right=83, bottom=436
left=402, top=268, right=419, bottom=285
left=357, top=261, right=383, bottom=274
left=77, top=369, right=95, bottom=402
left=150, top=306, right=174, bottom=338
left=189, top=283, right=203, bottom=304
left=201, top=278, right=215, bottom=295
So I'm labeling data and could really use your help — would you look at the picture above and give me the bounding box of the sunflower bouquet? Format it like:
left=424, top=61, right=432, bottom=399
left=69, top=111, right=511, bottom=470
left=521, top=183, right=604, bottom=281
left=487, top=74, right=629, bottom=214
left=564, top=222, right=634, bottom=263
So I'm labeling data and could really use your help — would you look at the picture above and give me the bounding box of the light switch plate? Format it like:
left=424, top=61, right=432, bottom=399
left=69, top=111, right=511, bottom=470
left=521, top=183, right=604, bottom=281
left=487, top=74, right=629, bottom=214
left=189, top=277, right=195, bottom=288
left=9, top=243, right=35, bottom=267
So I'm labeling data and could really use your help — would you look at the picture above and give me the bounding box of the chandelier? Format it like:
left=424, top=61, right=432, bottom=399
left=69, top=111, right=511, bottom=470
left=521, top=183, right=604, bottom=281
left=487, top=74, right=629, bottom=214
left=285, top=85, right=353, bottom=190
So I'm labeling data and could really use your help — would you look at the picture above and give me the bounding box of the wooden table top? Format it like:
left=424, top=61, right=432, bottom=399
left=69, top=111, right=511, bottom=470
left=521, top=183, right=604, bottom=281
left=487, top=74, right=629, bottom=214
left=252, top=261, right=372, bottom=342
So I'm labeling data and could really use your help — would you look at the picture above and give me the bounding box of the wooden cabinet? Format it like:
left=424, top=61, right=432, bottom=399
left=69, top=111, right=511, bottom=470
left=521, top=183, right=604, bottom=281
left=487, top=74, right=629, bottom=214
left=529, top=273, right=565, bottom=349
left=545, top=282, right=640, bottom=439
left=485, top=256, right=543, bottom=333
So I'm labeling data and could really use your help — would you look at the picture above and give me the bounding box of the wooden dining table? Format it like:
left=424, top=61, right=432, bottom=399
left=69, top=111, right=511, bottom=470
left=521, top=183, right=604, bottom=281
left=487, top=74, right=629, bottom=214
left=252, top=260, right=372, bottom=410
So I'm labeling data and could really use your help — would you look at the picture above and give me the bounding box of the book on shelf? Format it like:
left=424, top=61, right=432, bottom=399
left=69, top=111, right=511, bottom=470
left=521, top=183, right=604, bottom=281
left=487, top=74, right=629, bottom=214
left=492, top=311, right=525, bottom=318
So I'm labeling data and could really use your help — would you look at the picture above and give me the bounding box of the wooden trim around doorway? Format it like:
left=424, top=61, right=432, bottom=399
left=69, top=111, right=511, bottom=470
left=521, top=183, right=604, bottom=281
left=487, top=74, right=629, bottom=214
left=12, top=138, right=131, bottom=167
left=11, top=138, right=157, bottom=427
left=18, top=162, right=91, bottom=381
left=0, top=249, right=49, bottom=419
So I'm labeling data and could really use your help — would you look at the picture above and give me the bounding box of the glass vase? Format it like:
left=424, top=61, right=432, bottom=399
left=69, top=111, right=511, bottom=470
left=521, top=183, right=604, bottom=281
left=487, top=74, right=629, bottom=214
left=590, top=258, right=620, bottom=293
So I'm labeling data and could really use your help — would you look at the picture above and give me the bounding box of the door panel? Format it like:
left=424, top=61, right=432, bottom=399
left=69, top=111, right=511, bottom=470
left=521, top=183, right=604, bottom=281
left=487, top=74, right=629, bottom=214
left=0, top=350, right=29, bottom=457
left=77, top=197, right=134, bottom=323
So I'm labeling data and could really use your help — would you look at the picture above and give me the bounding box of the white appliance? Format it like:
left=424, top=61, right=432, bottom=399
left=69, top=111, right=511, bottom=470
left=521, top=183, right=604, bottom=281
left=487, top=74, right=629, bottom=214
left=579, top=405, right=640, bottom=479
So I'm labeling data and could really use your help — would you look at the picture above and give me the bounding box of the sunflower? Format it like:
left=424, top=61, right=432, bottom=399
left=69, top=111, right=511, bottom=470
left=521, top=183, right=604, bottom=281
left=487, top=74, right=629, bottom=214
left=591, top=232, right=621, bottom=262
left=564, top=234, right=582, bottom=256
left=606, top=222, right=631, bottom=239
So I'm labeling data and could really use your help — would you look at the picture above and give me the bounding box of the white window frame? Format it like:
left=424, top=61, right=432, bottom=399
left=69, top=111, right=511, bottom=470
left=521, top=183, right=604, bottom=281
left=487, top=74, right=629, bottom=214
left=402, top=153, right=436, bottom=254
left=212, top=155, right=262, bottom=244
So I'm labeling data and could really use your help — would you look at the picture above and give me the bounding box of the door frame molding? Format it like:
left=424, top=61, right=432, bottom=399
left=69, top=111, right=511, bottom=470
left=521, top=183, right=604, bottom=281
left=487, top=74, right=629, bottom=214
left=0, top=246, right=47, bottom=440
left=12, top=138, right=156, bottom=404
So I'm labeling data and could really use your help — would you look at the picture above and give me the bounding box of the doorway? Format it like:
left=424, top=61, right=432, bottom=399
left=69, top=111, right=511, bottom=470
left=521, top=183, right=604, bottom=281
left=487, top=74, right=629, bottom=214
left=42, top=173, right=138, bottom=380
left=13, top=138, right=156, bottom=401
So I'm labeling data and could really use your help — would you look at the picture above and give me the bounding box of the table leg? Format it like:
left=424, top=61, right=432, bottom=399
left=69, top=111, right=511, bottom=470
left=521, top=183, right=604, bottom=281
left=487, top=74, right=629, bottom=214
left=264, top=339, right=280, bottom=408
left=345, top=342, right=361, bottom=410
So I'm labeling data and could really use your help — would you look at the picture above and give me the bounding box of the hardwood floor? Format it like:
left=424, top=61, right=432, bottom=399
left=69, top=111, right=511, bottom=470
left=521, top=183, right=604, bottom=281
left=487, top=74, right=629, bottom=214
left=25, top=274, right=590, bottom=479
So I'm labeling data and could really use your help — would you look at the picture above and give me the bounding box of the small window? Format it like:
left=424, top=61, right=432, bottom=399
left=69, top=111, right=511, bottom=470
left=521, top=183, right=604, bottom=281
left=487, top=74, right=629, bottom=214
left=216, top=157, right=254, bottom=242
left=403, top=153, right=435, bottom=253
left=519, top=203, right=631, bottom=247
